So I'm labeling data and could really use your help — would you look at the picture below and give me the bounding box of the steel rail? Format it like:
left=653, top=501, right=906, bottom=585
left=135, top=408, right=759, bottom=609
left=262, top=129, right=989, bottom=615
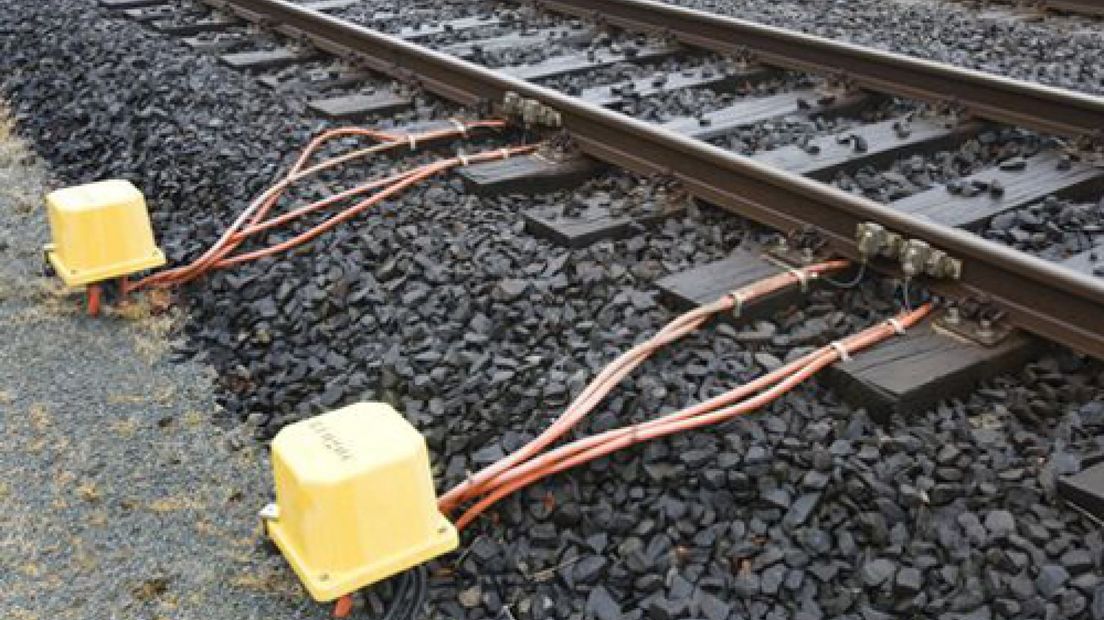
left=535, top=0, right=1104, bottom=139
left=1043, top=0, right=1104, bottom=16
left=203, top=0, right=1104, bottom=358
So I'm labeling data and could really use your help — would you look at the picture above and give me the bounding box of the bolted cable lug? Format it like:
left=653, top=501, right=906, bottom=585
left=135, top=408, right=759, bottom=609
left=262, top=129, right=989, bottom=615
left=899, top=239, right=931, bottom=278
left=502, top=91, right=522, bottom=115
left=881, top=232, right=905, bottom=259
left=925, top=249, right=963, bottom=280
left=856, top=222, right=961, bottom=279
left=503, top=93, right=562, bottom=129
left=855, top=222, right=886, bottom=260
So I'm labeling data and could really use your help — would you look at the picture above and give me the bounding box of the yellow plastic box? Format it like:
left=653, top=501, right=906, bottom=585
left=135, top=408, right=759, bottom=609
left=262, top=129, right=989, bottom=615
left=44, top=179, right=166, bottom=286
left=264, top=402, right=458, bottom=601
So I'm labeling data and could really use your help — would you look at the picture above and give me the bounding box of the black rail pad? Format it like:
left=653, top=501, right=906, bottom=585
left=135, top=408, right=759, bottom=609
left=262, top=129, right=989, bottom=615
left=893, top=151, right=1104, bottom=229
left=220, top=48, right=322, bottom=71
left=502, top=45, right=677, bottom=82
left=184, top=32, right=251, bottom=54
left=396, top=15, right=502, bottom=41
left=442, top=27, right=584, bottom=60
left=824, top=321, right=1038, bottom=422
left=122, top=5, right=177, bottom=21
left=300, top=0, right=361, bottom=11
left=460, top=153, right=601, bottom=197
left=257, top=69, right=370, bottom=91
left=752, top=118, right=983, bottom=180
left=580, top=65, right=768, bottom=108
left=307, top=92, right=412, bottom=119
left=152, top=17, right=240, bottom=36
left=654, top=248, right=816, bottom=320
left=99, top=0, right=167, bottom=8
left=1059, top=462, right=1104, bottom=521
left=524, top=204, right=679, bottom=248
left=662, top=90, right=871, bottom=141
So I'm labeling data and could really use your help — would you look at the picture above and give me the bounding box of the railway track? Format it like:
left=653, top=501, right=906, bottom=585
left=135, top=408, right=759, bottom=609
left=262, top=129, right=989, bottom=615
left=1041, top=0, right=1104, bottom=14
left=102, top=0, right=1104, bottom=360
left=9, top=2, right=1104, bottom=617
left=961, top=0, right=1104, bottom=17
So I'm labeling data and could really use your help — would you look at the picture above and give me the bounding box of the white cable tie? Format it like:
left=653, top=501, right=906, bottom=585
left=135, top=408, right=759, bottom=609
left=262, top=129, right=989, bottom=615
left=728, top=289, right=747, bottom=318
left=788, top=267, right=810, bottom=292
left=887, top=317, right=906, bottom=335
left=458, top=152, right=471, bottom=167
left=407, top=133, right=417, bottom=150
left=829, top=340, right=851, bottom=362
left=449, top=118, right=468, bottom=136
left=499, top=147, right=511, bottom=160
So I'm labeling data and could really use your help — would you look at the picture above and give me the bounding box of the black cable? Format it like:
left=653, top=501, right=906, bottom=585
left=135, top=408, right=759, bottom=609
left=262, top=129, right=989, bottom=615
left=822, top=262, right=867, bottom=289
left=402, top=565, right=427, bottom=620
left=379, top=570, right=413, bottom=620
left=901, top=278, right=913, bottom=312
left=375, top=565, right=427, bottom=620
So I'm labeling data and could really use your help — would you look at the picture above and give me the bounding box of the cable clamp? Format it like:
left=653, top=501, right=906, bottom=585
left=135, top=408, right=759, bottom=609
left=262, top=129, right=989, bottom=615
left=887, top=317, right=906, bottom=335
left=788, top=267, right=811, bottom=292
left=829, top=340, right=852, bottom=362
left=727, top=289, right=747, bottom=318
left=449, top=118, right=468, bottom=136
left=407, top=133, right=418, bottom=150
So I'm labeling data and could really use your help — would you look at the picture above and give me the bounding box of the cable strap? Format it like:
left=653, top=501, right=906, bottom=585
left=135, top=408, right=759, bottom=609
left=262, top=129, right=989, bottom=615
left=449, top=118, right=468, bottom=136
left=829, top=340, right=852, bottom=362
left=887, top=317, right=906, bottom=335
left=788, top=267, right=811, bottom=292
left=728, top=289, right=747, bottom=318
left=457, top=151, right=471, bottom=167
left=407, top=133, right=417, bottom=150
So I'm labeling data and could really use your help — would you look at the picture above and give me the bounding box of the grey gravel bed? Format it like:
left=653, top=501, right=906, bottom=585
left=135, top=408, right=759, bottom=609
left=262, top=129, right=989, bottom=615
left=0, top=116, right=313, bottom=618
left=4, top=2, right=1104, bottom=620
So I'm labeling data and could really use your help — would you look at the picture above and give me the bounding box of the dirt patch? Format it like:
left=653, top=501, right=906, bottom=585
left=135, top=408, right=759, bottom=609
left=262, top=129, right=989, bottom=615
left=0, top=101, right=317, bottom=619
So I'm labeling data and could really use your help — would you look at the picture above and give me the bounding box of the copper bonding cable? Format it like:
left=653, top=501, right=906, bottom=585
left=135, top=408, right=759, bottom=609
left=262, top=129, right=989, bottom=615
left=438, top=260, right=852, bottom=514
left=451, top=303, right=932, bottom=530
left=215, top=146, right=536, bottom=268
left=123, top=120, right=514, bottom=292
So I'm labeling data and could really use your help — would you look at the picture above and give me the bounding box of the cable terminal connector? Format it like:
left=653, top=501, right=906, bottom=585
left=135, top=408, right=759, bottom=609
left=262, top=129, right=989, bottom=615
left=854, top=222, right=962, bottom=280
left=502, top=91, right=562, bottom=128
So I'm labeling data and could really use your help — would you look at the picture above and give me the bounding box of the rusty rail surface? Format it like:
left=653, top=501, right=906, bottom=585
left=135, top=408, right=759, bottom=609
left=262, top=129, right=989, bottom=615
left=202, top=0, right=1104, bottom=358
left=1045, top=0, right=1104, bottom=16
left=536, top=0, right=1104, bottom=139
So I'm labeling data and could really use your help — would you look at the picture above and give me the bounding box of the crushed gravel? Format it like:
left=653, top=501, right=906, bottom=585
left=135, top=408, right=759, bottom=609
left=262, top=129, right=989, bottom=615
left=3, top=2, right=1104, bottom=620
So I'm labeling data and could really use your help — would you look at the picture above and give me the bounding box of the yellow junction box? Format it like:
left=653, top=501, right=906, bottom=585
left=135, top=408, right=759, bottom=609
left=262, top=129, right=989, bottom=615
left=265, top=402, right=458, bottom=601
left=44, top=179, right=166, bottom=287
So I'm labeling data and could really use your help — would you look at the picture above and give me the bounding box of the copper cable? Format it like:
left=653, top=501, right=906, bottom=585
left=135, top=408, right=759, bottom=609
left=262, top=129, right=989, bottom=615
left=125, top=120, right=511, bottom=292
left=451, top=303, right=932, bottom=530
left=438, top=260, right=851, bottom=514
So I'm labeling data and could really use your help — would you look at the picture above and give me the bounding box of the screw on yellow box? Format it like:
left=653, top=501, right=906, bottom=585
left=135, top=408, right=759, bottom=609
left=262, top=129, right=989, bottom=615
left=262, top=402, right=458, bottom=601
left=43, top=179, right=166, bottom=287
